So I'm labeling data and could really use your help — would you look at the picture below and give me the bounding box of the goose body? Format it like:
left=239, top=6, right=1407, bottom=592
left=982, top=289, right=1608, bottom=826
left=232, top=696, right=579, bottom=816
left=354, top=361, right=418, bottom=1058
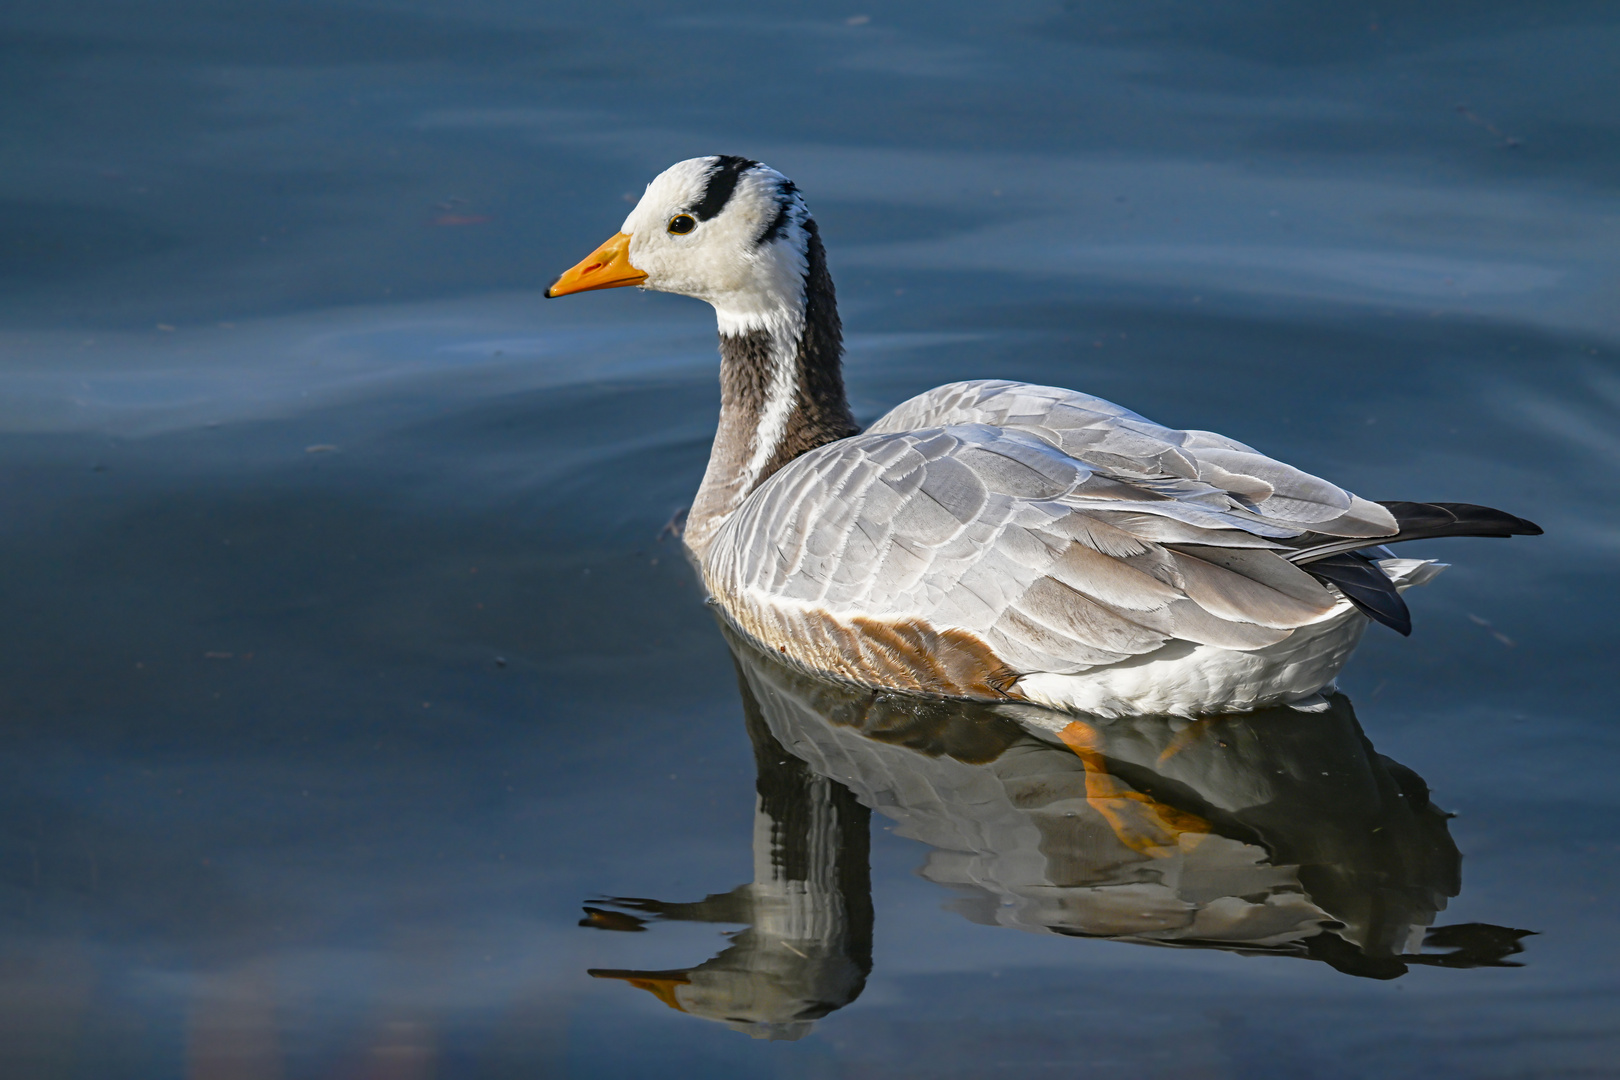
left=548, top=156, right=1540, bottom=717
left=705, top=383, right=1450, bottom=716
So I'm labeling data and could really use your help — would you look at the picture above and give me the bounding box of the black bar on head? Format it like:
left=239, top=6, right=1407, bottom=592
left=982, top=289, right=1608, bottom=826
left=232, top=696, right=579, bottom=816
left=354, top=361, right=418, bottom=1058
left=692, top=155, right=758, bottom=220
left=759, top=179, right=798, bottom=245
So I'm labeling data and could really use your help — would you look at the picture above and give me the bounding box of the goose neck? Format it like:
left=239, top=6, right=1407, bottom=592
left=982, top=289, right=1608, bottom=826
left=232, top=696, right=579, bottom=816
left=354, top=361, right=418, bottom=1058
left=684, top=227, right=858, bottom=555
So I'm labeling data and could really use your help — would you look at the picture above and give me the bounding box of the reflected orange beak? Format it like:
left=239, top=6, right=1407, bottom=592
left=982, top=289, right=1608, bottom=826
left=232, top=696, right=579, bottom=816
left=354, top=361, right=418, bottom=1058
left=588, top=968, right=691, bottom=1012
left=545, top=232, right=647, bottom=297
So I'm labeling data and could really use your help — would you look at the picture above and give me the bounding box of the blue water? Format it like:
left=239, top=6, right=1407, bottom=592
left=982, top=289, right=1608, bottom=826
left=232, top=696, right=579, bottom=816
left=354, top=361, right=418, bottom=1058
left=2, top=2, right=1617, bottom=1076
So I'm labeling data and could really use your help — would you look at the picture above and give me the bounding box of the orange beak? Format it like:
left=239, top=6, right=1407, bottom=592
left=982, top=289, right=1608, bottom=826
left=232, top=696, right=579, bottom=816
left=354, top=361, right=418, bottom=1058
left=545, top=232, right=647, bottom=297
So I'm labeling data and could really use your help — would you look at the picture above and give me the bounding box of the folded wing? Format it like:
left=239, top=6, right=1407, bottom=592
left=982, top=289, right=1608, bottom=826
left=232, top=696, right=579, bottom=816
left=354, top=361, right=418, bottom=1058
left=705, top=382, right=1409, bottom=680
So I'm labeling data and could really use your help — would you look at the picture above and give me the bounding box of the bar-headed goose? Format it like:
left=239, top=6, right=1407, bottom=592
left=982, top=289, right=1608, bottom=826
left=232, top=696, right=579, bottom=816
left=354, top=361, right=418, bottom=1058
left=547, top=156, right=1540, bottom=717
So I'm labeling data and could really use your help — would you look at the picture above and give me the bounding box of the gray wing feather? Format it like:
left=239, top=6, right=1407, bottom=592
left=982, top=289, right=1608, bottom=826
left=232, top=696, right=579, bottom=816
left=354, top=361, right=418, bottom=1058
left=868, top=381, right=1397, bottom=537
left=709, top=381, right=1387, bottom=678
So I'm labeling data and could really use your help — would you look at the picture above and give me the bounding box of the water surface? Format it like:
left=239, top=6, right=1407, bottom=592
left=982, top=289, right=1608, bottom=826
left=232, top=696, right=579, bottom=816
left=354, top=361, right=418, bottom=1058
left=2, top=2, right=1617, bottom=1076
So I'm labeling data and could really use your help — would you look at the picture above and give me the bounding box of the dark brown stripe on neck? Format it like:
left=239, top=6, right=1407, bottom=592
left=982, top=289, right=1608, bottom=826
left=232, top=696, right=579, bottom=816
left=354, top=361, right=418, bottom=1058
left=761, top=220, right=858, bottom=476
left=714, top=221, right=856, bottom=479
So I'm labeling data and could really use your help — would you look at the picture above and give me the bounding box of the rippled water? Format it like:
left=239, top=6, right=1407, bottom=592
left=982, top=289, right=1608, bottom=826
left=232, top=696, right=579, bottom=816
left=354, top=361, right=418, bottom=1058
left=3, top=2, right=1617, bottom=1076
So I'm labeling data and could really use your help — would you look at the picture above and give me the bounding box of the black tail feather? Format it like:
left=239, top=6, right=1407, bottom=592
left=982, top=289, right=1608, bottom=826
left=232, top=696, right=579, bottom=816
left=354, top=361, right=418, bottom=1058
left=1305, top=551, right=1412, bottom=636
left=1292, top=502, right=1538, bottom=635
left=1377, top=501, right=1542, bottom=543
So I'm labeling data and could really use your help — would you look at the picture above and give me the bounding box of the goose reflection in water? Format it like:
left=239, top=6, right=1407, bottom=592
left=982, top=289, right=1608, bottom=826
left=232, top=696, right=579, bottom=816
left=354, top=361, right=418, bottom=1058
left=583, top=628, right=1531, bottom=1039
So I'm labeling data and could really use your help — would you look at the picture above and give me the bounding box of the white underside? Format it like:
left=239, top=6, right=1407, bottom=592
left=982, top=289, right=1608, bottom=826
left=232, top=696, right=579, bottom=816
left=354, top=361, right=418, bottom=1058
left=1012, top=559, right=1446, bottom=719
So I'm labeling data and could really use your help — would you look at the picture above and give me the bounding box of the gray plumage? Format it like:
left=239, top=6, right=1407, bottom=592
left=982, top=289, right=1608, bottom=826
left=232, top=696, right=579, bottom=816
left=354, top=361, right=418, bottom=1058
left=705, top=379, right=1398, bottom=678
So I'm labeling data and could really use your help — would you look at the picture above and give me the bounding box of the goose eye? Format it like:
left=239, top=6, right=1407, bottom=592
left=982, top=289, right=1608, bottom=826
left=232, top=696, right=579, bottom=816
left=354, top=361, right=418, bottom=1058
left=667, top=214, right=697, bottom=235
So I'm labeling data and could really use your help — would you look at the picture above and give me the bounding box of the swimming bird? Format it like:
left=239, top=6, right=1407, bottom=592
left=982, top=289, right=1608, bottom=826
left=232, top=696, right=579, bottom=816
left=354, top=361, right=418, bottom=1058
left=546, top=156, right=1540, bottom=717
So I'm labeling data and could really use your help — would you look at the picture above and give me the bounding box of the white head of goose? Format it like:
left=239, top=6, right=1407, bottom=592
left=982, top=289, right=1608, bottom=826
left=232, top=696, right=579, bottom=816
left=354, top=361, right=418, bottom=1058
left=547, top=155, right=1542, bottom=718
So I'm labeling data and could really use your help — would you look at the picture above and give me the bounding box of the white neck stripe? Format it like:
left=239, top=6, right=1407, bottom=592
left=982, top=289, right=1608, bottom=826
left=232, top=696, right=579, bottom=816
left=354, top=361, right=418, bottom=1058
left=740, top=323, right=802, bottom=488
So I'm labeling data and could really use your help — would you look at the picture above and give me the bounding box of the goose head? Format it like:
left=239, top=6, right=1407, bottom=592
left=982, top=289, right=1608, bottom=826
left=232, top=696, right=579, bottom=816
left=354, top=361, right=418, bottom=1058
left=547, top=156, right=855, bottom=553
left=546, top=155, right=814, bottom=338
